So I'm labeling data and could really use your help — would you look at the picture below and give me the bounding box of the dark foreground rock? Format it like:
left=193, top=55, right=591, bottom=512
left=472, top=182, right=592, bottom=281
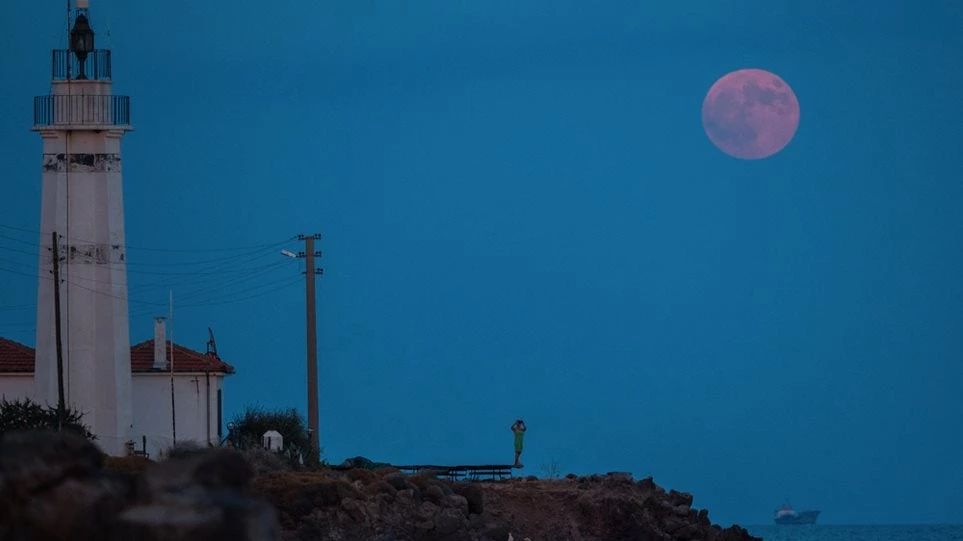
left=0, top=430, right=280, bottom=540
left=1, top=430, right=759, bottom=541
left=252, top=468, right=761, bottom=541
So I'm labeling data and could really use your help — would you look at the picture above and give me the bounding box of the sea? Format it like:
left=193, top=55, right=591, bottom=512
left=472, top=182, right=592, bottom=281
left=745, top=525, right=963, bottom=541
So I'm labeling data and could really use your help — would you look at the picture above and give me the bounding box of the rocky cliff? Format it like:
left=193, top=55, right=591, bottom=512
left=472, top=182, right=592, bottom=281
left=0, top=430, right=760, bottom=541
left=253, top=468, right=759, bottom=541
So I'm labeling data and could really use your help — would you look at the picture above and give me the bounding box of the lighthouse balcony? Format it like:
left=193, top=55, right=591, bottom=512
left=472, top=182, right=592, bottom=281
left=51, top=49, right=112, bottom=81
left=33, top=94, right=131, bottom=129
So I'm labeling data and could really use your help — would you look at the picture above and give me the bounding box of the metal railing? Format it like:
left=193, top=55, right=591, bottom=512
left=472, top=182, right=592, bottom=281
left=51, top=49, right=112, bottom=81
left=33, top=94, right=131, bottom=127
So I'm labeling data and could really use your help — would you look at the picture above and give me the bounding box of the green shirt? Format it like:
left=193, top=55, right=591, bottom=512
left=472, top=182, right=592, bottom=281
left=513, top=430, right=525, bottom=450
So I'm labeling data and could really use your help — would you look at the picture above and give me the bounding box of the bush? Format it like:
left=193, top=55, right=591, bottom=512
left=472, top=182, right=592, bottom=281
left=160, top=441, right=208, bottom=459
left=228, top=404, right=321, bottom=467
left=0, top=397, right=95, bottom=442
left=241, top=445, right=291, bottom=475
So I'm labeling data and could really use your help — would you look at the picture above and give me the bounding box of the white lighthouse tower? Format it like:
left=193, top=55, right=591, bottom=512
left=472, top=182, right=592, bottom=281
left=32, top=0, right=134, bottom=455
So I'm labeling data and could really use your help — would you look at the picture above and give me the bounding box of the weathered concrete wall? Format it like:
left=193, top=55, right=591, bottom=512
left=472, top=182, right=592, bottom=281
left=131, top=373, right=224, bottom=459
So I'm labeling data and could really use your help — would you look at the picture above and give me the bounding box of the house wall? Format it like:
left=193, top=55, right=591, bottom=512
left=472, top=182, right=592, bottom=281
left=0, top=371, right=226, bottom=459
left=128, top=372, right=225, bottom=459
left=0, top=374, right=34, bottom=403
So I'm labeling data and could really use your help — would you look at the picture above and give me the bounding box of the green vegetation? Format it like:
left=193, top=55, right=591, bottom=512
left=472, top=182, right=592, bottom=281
left=0, top=397, right=95, bottom=441
left=228, top=404, right=322, bottom=467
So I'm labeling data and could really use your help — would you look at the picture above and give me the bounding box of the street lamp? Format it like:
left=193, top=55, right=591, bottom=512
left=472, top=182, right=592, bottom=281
left=282, top=236, right=323, bottom=462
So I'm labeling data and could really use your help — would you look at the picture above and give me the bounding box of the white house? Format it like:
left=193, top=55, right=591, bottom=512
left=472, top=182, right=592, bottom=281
left=0, top=317, right=234, bottom=459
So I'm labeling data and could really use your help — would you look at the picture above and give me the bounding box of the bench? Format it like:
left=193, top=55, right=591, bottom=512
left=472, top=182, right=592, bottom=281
left=393, top=464, right=515, bottom=481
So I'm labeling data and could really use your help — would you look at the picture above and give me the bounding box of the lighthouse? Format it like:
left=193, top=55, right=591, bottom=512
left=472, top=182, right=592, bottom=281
left=32, top=0, right=134, bottom=455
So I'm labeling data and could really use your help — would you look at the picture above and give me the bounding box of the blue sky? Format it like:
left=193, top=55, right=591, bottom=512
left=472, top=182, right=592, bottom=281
left=2, top=0, right=963, bottom=526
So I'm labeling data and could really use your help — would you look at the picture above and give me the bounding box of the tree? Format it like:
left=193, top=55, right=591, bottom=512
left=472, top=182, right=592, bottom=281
left=228, top=404, right=321, bottom=467
left=0, top=397, right=95, bottom=441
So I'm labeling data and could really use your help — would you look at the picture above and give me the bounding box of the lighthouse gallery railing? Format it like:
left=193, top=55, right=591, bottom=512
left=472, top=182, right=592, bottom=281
left=33, top=95, right=131, bottom=127
left=51, top=49, right=112, bottom=81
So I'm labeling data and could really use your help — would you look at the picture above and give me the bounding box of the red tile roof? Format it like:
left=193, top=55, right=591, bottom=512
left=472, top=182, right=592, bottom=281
left=130, top=340, right=235, bottom=374
left=0, top=337, right=234, bottom=374
left=0, top=338, right=36, bottom=373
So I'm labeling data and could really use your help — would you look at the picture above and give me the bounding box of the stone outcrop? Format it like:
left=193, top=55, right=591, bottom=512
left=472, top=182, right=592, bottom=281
left=0, top=430, right=280, bottom=540
left=0, top=430, right=760, bottom=541
left=252, top=468, right=761, bottom=541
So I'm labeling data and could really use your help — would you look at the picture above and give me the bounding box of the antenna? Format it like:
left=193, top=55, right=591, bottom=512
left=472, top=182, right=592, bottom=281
left=65, top=0, right=71, bottom=70
left=207, top=327, right=218, bottom=356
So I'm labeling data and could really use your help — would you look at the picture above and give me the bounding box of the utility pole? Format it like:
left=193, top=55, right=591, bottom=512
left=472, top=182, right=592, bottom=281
left=296, top=233, right=323, bottom=460
left=51, top=232, right=66, bottom=431
left=169, top=289, right=176, bottom=446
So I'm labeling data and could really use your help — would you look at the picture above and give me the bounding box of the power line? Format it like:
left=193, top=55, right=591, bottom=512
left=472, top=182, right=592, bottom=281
left=0, top=239, right=297, bottom=301
left=0, top=233, right=294, bottom=270
left=0, top=262, right=303, bottom=312
left=0, top=223, right=297, bottom=254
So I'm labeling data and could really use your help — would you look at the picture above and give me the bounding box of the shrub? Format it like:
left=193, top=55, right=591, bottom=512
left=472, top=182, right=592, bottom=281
left=240, top=445, right=291, bottom=475
left=540, top=459, right=562, bottom=480
left=160, top=441, right=207, bottom=460
left=228, top=404, right=321, bottom=467
left=0, top=397, right=95, bottom=442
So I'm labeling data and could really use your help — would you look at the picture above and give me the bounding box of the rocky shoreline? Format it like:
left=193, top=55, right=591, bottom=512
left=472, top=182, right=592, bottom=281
left=253, top=468, right=760, bottom=541
left=0, top=430, right=760, bottom=541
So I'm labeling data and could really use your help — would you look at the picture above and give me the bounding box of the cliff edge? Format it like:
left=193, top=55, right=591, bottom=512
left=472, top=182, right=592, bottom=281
left=0, top=431, right=759, bottom=541
left=252, top=466, right=759, bottom=541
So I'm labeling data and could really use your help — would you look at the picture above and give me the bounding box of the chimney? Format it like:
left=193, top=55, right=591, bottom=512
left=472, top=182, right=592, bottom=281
left=153, top=317, right=167, bottom=370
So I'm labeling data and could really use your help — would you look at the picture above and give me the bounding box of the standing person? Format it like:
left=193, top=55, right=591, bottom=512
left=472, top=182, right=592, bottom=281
left=511, top=419, right=527, bottom=468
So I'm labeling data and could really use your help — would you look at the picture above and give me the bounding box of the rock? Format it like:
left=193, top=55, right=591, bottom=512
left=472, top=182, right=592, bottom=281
left=453, top=483, right=484, bottom=515
left=341, top=498, right=368, bottom=524
left=339, top=456, right=391, bottom=470
left=637, top=476, right=657, bottom=492
left=383, top=472, right=409, bottom=491
left=425, top=484, right=445, bottom=504
left=443, top=493, right=469, bottom=516
left=416, top=500, right=439, bottom=521
left=427, top=478, right=453, bottom=495
left=413, top=517, right=434, bottom=533
left=606, top=471, right=633, bottom=482
left=672, top=504, right=692, bottom=516
left=668, top=489, right=693, bottom=508
left=480, top=521, right=510, bottom=541
left=0, top=430, right=280, bottom=541
left=676, top=523, right=702, bottom=538
left=118, top=446, right=280, bottom=540
left=135, top=447, right=254, bottom=494
left=0, top=429, right=105, bottom=497
left=435, top=507, right=467, bottom=535
left=374, top=481, right=398, bottom=497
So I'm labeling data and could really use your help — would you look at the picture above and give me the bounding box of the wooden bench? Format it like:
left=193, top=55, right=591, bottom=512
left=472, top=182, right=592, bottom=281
left=393, top=464, right=515, bottom=481
left=461, top=465, right=514, bottom=481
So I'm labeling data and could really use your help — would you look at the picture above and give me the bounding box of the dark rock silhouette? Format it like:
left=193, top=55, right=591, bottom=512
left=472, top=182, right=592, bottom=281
left=0, top=430, right=280, bottom=540
left=1, top=430, right=760, bottom=540
left=253, top=468, right=761, bottom=541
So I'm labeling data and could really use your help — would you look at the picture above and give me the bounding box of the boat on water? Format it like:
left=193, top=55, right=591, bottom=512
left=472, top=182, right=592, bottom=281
left=774, top=502, right=820, bottom=525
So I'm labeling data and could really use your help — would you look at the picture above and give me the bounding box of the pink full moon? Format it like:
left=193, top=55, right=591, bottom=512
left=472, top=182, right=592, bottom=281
left=701, top=68, right=800, bottom=160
